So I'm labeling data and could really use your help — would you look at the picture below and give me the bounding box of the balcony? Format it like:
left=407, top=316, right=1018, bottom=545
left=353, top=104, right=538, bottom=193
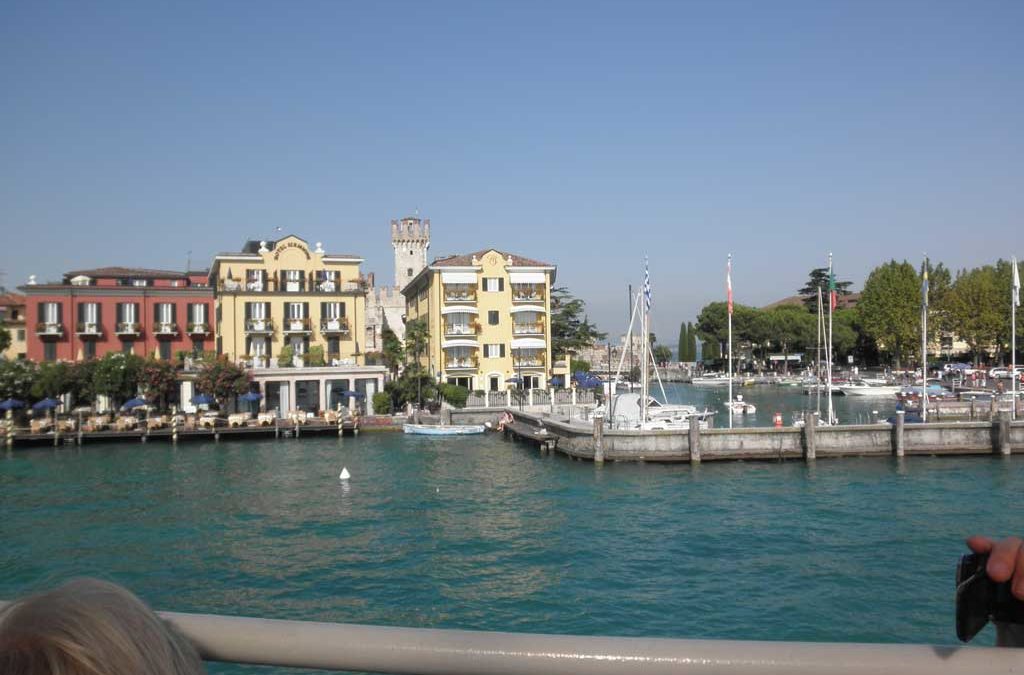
left=76, top=322, right=103, bottom=338
left=443, top=287, right=477, bottom=304
left=320, top=317, right=350, bottom=335
left=36, top=322, right=64, bottom=338
left=115, top=322, right=141, bottom=337
left=245, top=318, right=274, bottom=334
left=444, top=356, right=479, bottom=370
left=444, top=322, right=479, bottom=338
left=512, top=322, right=544, bottom=336
left=187, top=322, right=211, bottom=336
left=513, top=357, right=546, bottom=368
left=154, top=322, right=179, bottom=338
left=511, top=285, right=545, bottom=303
left=282, top=317, right=312, bottom=335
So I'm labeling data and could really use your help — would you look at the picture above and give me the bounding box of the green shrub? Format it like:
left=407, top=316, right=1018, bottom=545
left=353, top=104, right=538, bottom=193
left=371, top=391, right=392, bottom=415
left=277, top=344, right=294, bottom=367
left=306, top=345, right=325, bottom=366
left=438, top=383, right=469, bottom=408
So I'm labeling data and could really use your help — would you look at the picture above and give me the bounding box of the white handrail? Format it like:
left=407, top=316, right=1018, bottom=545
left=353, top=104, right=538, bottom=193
left=2, top=603, right=1016, bottom=675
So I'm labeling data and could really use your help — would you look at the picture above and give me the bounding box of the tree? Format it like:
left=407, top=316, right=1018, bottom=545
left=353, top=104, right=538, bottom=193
left=994, top=258, right=1024, bottom=362
left=277, top=344, right=294, bottom=367
left=404, top=318, right=430, bottom=372
left=438, top=383, right=469, bottom=408
left=31, top=362, right=72, bottom=399
left=946, top=265, right=1002, bottom=364
left=194, top=357, right=250, bottom=407
left=92, top=352, right=143, bottom=404
left=800, top=268, right=853, bottom=312
left=0, top=327, right=10, bottom=355
left=381, top=327, right=405, bottom=377
left=138, top=357, right=178, bottom=409
left=677, top=322, right=688, bottom=362
left=306, top=345, right=326, bottom=367
left=371, top=391, right=392, bottom=415
left=762, top=305, right=814, bottom=374
left=857, top=260, right=921, bottom=368
left=403, top=318, right=431, bottom=410
left=687, top=322, right=697, bottom=363
left=67, top=359, right=99, bottom=405
left=653, top=345, right=672, bottom=366
left=0, top=359, right=37, bottom=401
left=550, top=287, right=606, bottom=358
left=570, top=358, right=591, bottom=374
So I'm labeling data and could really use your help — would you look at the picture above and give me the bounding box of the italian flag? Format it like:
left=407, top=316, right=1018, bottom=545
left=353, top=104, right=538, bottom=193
left=829, top=272, right=837, bottom=311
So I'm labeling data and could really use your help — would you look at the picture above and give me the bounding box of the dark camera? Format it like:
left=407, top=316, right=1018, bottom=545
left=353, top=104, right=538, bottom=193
left=956, top=553, right=1024, bottom=642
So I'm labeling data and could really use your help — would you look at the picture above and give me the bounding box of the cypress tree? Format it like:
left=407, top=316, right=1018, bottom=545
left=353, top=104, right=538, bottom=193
left=678, top=321, right=687, bottom=363
left=687, top=322, right=697, bottom=362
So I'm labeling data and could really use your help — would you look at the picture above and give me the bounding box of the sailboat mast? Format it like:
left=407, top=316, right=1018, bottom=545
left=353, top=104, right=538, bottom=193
left=816, top=287, right=823, bottom=418
left=727, top=254, right=733, bottom=429
left=826, top=252, right=835, bottom=425
left=922, top=255, right=929, bottom=423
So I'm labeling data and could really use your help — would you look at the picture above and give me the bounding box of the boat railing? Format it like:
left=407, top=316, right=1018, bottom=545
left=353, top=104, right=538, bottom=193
left=0, top=606, right=1003, bottom=675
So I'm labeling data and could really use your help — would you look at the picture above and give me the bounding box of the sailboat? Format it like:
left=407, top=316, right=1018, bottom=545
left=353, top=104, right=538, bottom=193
left=608, top=259, right=714, bottom=431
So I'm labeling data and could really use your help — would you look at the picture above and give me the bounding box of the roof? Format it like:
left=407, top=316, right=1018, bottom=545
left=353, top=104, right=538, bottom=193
left=762, top=292, right=861, bottom=310
left=64, top=267, right=190, bottom=280
left=0, top=292, right=25, bottom=306
left=431, top=249, right=554, bottom=268
left=214, top=236, right=361, bottom=260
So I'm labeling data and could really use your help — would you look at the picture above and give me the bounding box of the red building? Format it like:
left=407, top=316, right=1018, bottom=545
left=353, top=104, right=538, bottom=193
left=20, top=267, right=214, bottom=362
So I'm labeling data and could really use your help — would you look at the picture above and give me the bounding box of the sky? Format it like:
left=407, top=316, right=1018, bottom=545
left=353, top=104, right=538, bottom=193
left=1, top=1, right=1022, bottom=341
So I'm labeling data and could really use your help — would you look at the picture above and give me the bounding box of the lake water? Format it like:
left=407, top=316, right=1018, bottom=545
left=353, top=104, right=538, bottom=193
left=1, top=433, right=1019, bottom=673
left=662, top=382, right=899, bottom=426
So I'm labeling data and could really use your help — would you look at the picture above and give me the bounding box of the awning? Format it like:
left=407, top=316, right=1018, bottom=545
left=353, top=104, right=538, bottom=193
left=440, top=306, right=479, bottom=316
left=511, top=338, right=546, bottom=349
left=509, top=272, right=545, bottom=284
left=509, top=305, right=545, bottom=314
left=442, top=339, right=479, bottom=349
left=441, top=272, right=477, bottom=284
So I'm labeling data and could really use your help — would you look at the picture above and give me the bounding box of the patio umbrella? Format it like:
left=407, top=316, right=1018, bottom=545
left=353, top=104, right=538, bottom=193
left=122, top=397, right=148, bottom=411
left=549, top=376, right=565, bottom=387
left=31, top=398, right=62, bottom=411
left=239, top=392, right=263, bottom=402
left=0, top=399, right=25, bottom=411
left=338, top=390, right=365, bottom=398
left=192, top=394, right=215, bottom=406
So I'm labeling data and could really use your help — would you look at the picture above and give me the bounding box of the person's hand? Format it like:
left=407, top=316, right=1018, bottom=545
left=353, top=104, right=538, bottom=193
left=967, top=536, right=1024, bottom=600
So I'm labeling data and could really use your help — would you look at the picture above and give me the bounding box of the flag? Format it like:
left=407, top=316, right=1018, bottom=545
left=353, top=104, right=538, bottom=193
left=1013, top=257, right=1020, bottom=308
left=828, top=271, right=837, bottom=312
left=643, top=257, right=652, bottom=313
left=726, top=255, right=733, bottom=316
left=921, top=266, right=929, bottom=309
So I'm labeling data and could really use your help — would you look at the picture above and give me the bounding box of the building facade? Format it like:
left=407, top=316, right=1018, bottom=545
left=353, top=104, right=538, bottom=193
left=0, top=292, right=28, bottom=360
left=402, top=249, right=557, bottom=391
left=210, top=236, right=367, bottom=367
left=19, top=268, right=214, bottom=362
left=364, top=215, right=431, bottom=352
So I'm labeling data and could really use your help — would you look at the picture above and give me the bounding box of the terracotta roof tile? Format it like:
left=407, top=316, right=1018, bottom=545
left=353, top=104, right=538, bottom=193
left=431, top=249, right=553, bottom=268
left=0, top=292, right=25, bottom=306
left=64, top=266, right=189, bottom=280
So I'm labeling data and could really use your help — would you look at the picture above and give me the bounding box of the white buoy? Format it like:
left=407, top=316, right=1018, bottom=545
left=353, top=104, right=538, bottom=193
left=339, top=467, right=350, bottom=480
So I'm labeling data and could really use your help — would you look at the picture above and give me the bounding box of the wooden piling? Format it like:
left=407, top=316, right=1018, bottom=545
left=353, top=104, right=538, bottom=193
left=894, top=410, right=905, bottom=457
left=593, top=414, right=604, bottom=465
left=688, top=415, right=701, bottom=464
left=997, top=411, right=1011, bottom=455
left=803, top=410, right=816, bottom=461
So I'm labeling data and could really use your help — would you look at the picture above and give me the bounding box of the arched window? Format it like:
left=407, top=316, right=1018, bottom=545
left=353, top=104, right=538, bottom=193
left=407, top=268, right=413, bottom=277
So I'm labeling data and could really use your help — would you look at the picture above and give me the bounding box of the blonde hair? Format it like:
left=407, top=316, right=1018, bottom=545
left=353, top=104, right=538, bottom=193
left=0, top=578, right=205, bottom=675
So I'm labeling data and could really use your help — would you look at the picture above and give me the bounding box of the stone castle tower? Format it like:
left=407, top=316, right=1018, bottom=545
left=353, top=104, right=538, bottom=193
left=391, top=216, right=430, bottom=288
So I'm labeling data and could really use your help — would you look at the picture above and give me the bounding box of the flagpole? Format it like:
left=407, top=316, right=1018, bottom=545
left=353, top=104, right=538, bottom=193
left=826, top=252, right=834, bottom=425
left=816, top=287, right=823, bottom=419
left=727, top=254, right=733, bottom=429
left=921, top=256, right=928, bottom=423
left=1013, top=256, right=1019, bottom=421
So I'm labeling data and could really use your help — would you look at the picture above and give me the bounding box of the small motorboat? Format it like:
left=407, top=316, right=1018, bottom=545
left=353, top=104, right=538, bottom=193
left=403, top=423, right=486, bottom=435
left=725, top=395, right=756, bottom=415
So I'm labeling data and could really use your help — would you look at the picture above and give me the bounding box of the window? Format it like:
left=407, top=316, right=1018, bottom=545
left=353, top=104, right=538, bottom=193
left=44, top=342, right=56, bottom=362
left=407, top=268, right=413, bottom=277
left=189, top=303, right=207, bottom=326
left=287, top=302, right=306, bottom=320
left=285, top=269, right=303, bottom=292
left=10, top=309, right=18, bottom=320
left=78, top=303, right=100, bottom=330
left=40, top=302, right=61, bottom=325
left=327, top=337, right=340, bottom=355
left=132, top=279, right=149, bottom=287
left=159, top=341, right=171, bottom=360
left=193, top=340, right=205, bottom=355
left=17, top=329, right=25, bottom=340
left=122, top=340, right=134, bottom=355
left=489, top=376, right=500, bottom=391
left=484, top=344, right=506, bottom=358
left=483, top=277, right=504, bottom=292
left=154, top=303, right=175, bottom=327
left=84, top=341, right=96, bottom=359
left=488, top=310, right=499, bottom=326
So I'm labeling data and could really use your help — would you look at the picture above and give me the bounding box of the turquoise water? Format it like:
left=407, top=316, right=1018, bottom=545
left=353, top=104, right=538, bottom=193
left=663, top=382, right=898, bottom=426
left=1, top=434, right=1020, bottom=673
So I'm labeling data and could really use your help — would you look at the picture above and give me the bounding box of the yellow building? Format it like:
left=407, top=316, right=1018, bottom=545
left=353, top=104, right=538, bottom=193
left=402, top=249, right=560, bottom=391
left=210, top=236, right=367, bottom=367
left=0, top=292, right=28, bottom=360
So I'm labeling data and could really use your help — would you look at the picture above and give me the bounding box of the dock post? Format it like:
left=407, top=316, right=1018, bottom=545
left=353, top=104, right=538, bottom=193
left=990, top=397, right=998, bottom=421
left=77, top=411, right=83, bottom=445
left=295, top=418, right=300, bottom=438
left=171, top=406, right=179, bottom=444
left=688, top=414, right=701, bottom=464
left=870, top=410, right=878, bottom=424
left=593, top=413, right=604, bottom=465
left=997, top=411, right=1011, bottom=455
left=6, top=410, right=14, bottom=449
left=970, top=398, right=976, bottom=420
left=275, top=417, right=280, bottom=439
left=894, top=410, right=905, bottom=457
left=338, top=409, right=344, bottom=437
left=803, top=410, right=816, bottom=461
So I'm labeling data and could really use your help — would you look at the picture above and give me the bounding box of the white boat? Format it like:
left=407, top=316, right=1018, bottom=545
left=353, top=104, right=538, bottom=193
left=691, top=374, right=730, bottom=386
left=838, top=381, right=902, bottom=397
left=403, top=423, right=486, bottom=435
left=608, top=392, right=714, bottom=430
left=724, top=395, right=756, bottom=415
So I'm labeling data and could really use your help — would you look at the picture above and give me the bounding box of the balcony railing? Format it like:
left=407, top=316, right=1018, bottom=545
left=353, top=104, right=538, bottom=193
left=187, top=322, right=211, bottom=335
left=514, top=357, right=545, bottom=367
left=245, top=318, right=274, bottom=334
left=115, top=322, right=141, bottom=336
left=222, top=277, right=369, bottom=294
left=154, top=322, right=178, bottom=337
left=35, top=322, right=64, bottom=337
left=320, top=317, right=350, bottom=335
left=75, top=322, right=102, bottom=337
left=443, top=289, right=477, bottom=303
left=444, top=356, right=479, bottom=370
left=282, top=317, right=312, bottom=334
left=511, top=285, right=545, bottom=302
left=512, top=323, right=544, bottom=335
left=444, top=322, right=479, bottom=337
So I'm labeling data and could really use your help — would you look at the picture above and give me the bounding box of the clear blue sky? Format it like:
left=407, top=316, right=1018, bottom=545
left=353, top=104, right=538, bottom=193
left=2, top=1, right=1021, bottom=340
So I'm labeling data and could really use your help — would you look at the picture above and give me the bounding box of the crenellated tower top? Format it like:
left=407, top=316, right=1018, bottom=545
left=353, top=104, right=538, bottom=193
left=391, top=216, right=430, bottom=289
